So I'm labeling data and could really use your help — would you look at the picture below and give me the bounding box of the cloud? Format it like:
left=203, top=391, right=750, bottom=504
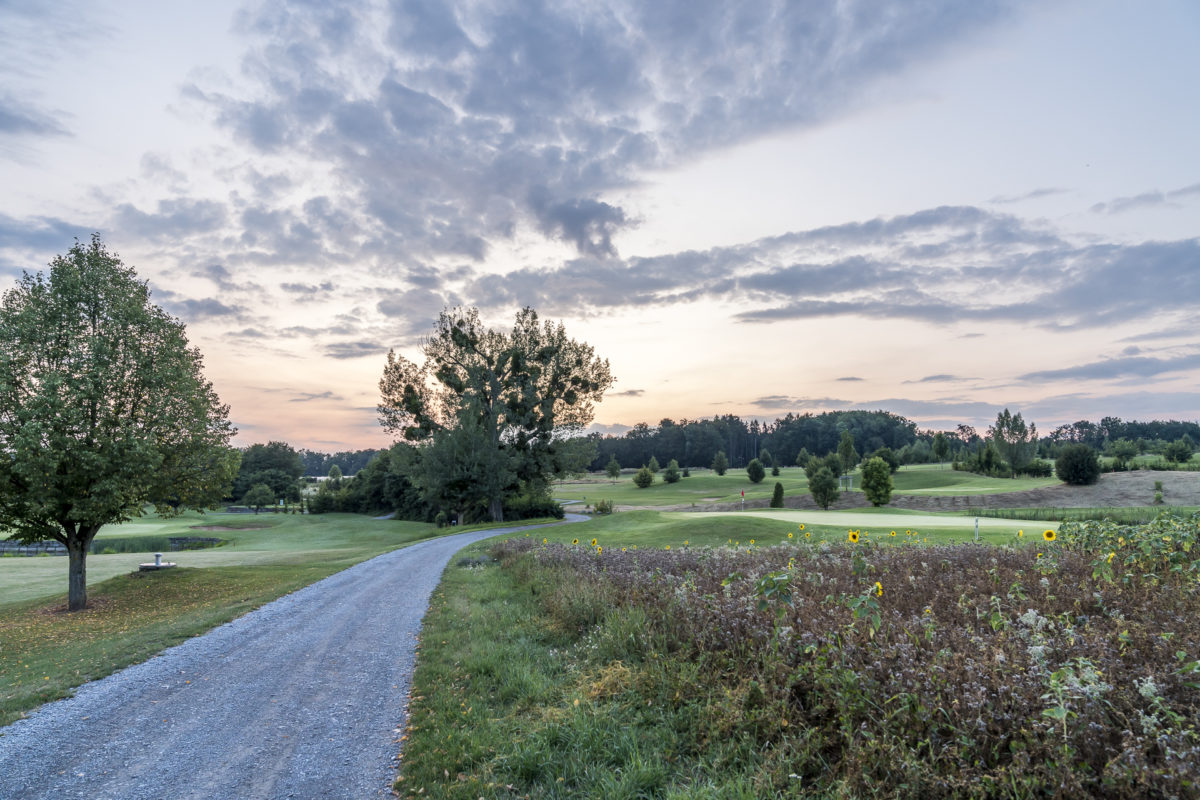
left=0, top=213, right=93, bottom=255
left=161, top=296, right=245, bottom=321
left=290, top=390, right=343, bottom=402
left=836, top=377, right=864, bottom=382
left=988, top=187, right=1067, bottom=204
left=750, top=395, right=847, bottom=409
left=0, top=95, right=71, bottom=138
left=1090, top=182, right=1200, bottom=214
left=324, top=340, right=390, bottom=359
left=905, top=374, right=972, bottom=384
left=185, top=0, right=1020, bottom=262
left=609, top=389, right=645, bottom=397
left=1019, top=352, right=1200, bottom=382
left=112, top=198, right=229, bottom=240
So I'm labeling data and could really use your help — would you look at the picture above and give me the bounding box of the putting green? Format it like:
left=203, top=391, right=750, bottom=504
left=704, top=509, right=1059, bottom=531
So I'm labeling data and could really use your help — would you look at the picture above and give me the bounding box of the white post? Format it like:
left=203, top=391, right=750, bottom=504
left=974, top=517, right=979, bottom=543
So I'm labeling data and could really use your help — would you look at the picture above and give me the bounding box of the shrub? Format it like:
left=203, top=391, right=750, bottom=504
left=605, top=456, right=621, bottom=482
left=808, top=466, right=839, bottom=509
left=771, top=464, right=780, bottom=477
left=503, top=494, right=565, bottom=520
left=1019, top=459, right=1054, bottom=477
left=647, top=456, right=660, bottom=473
left=681, top=467, right=690, bottom=478
left=1055, top=443, right=1101, bottom=485
left=711, top=451, right=728, bottom=476
left=769, top=482, right=784, bottom=508
left=592, top=499, right=614, bottom=515
left=663, top=458, right=681, bottom=483
left=434, top=511, right=448, bottom=528
left=746, top=458, right=765, bottom=484
left=633, top=466, right=654, bottom=489
left=866, top=446, right=899, bottom=474
left=860, top=456, right=893, bottom=506
left=1163, top=439, right=1194, bottom=464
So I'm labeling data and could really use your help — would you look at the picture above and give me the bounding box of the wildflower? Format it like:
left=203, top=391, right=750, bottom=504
left=596, top=546, right=602, bottom=554
left=728, top=538, right=732, bottom=543
left=1036, top=552, right=1042, bottom=559
left=591, top=538, right=598, bottom=546
left=684, top=540, right=689, bottom=546
left=804, top=532, right=811, bottom=539
left=848, top=530, right=860, bottom=544
left=1017, top=530, right=1023, bottom=538
left=572, top=538, right=579, bottom=545
left=542, top=538, right=547, bottom=544
left=889, top=530, right=896, bottom=537
left=787, top=532, right=794, bottom=539
left=799, top=523, right=805, bottom=530
left=1107, top=551, right=1115, bottom=564
left=621, top=547, right=627, bottom=552
left=923, top=607, right=932, bottom=615
left=750, top=539, right=755, bottom=545
left=665, top=545, right=671, bottom=551
left=874, top=581, right=883, bottom=597
left=1043, top=529, right=1056, bottom=542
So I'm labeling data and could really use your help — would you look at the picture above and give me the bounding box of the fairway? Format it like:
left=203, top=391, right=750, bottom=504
left=0, top=512, right=432, bottom=606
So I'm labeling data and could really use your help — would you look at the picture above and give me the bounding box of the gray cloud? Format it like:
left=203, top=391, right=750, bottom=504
left=112, top=198, right=228, bottom=240
left=610, top=389, right=645, bottom=397
left=905, top=374, right=973, bottom=384
left=1019, top=352, right=1200, bottom=382
left=289, top=390, right=343, bottom=402
left=160, top=296, right=245, bottom=321
left=751, top=395, right=847, bottom=409
left=186, top=0, right=1020, bottom=263
left=324, top=340, right=390, bottom=359
left=1090, top=182, right=1200, bottom=214
left=836, top=377, right=864, bottom=382
left=0, top=213, right=93, bottom=254
left=988, top=187, right=1067, bottom=204
left=0, top=95, right=71, bottom=138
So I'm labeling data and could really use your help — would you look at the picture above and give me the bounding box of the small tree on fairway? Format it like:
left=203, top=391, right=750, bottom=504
left=633, top=465, right=654, bottom=488
left=809, top=466, right=840, bottom=509
left=838, top=431, right=859, bottom=475
left=770, top=481, right=784, bottom=508
left=794, top=448, right=810, bottom=468
left=1056, top=444, right=1101, bottom=486
left=759, top=449, right=773, bottom=468
left=861, top=457, right=893, bottom=506
left=0, top=236, right=237, bottom=610
left=1163, top=439, right=1194, bottom=464
left=711, top=450, right=728, bottom=476
left=932, top=432, right=950, bottom=468
left=243, top=483, right=275, bottom=514
left=746, top=458, right=765, bottom=484
left=663, top=458, right=681, bottom=483
left=647, top=455, right=660, bottom=473
left=771, top=464, right=780, bottom=477
left=1107, top=438, right=1138, bottom=471
left=605, top=455, right=621, bottom=482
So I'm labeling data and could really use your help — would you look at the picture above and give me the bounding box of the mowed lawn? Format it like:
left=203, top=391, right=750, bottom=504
left=555, top=464, right=1061, bottom=507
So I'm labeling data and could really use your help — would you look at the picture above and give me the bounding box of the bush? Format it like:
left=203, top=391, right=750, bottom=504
left=771, top=464, right=780, bottom=477
left=503, top=494, right=565, bottom=520
left=1163, top=439, right=1194, bottom=464
left=1019, top=459, right=1054, bottom=477
left=808, top=466, right=839, bottom=509
left=860, top=456, right=893, bottom=506
left=1056, top=443, right=1101, bottom=485
left=681, top=467, right=690, bottom=478
left=592, top=499, right=614, bottom=515
left=647, top=456, right=660, bottom=473
left=866, top=447, right=899, bottom=474
left=633, top=466, right=654, bottom=489
left=769, top=482, right=784, bottom=508
left=434, top=511, right=448, bottom=528
left=662, top=458, right=681, bottom=483
left=746, top=458, right=765, bottom=484
left=711, top=451, right=728, bottom=476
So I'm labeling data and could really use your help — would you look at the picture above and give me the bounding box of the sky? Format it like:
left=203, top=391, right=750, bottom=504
left=1, top=0, right=1198, bottom=452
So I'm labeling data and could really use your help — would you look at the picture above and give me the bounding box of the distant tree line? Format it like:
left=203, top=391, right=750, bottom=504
left=297, top=448, right=383, bottom=477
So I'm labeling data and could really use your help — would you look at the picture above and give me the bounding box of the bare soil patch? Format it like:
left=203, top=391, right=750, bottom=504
left=666, top=471, right=1200, bottom=513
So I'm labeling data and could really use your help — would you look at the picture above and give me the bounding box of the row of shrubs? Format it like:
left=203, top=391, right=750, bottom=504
left=491, top=513, right=1200, bottom=798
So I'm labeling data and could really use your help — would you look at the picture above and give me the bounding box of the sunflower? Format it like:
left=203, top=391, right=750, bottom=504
left=889, top=531, right=896, bottom=537
left=596, top=546, right=602, bottom=554
left=804, top=532, right=811, bottom=539
left=848, top=530, right=860, bottom=544
left=572, top=538, right=579, bottom=545
left=798, top=523, right=805, bottom=531
left=591, top=538, right=598, bottom=546
left=750, top=539, right=755, bottom=545
left=1043, top=529, right=1056, bottom=542
left=621, top=547, right=627, bottom=552
left=542, top=538, right=547, bottom=544
left=874, top=581, right=883, bottom=597
left=1017, top=530, right=1024, bottom=538
left=665, top=544, right=671, bottom=551
left=787, top=532, right=794, bottom=539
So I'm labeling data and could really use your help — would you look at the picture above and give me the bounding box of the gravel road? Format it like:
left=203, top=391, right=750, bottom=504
left=0, top=516, right=586, bottom=799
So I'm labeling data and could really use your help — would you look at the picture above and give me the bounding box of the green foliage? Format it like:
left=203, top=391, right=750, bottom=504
left=758, top=448, right=773, bottom=468
left=633, top=466, right=654, bottom=489
left=769, top=481, right=784, bottom=508
left=1108, top=438, right=1139, bottom=470
left=241, top=483, right=275, bottom=513
left=866, top=446, right=899, bottom=473
left=662, top=458, right=681, bottom=483
left=0, top=235, right=237, bottom=611
left=794, top=447, right=810, bottom=468
left=378, top=306, right=613, bottom=521
left=860, top=456, right=893, bottom=506
left=592, top=499, right=614, bottom=515
left=711, top=450, right=728, bottom=476
left=808, top=466, right=839, bottom=509
left=503, top=492, right=565, bottom=521
left=745, top=458, right=765, bottom=484
left=771, top=464, right=780, bottom=476
left=232, top=441, right=303, bottom=498
left=647, top=455, right=660, bottom=473
left=837, top=430, right=859, bottom=475
left=806, top=451, right=842, bottom=480
left=988, top=407, right=1038, bottom=477
left=932, top=431, right=950, bottom=465
left=1163, top=438, right=1194, bottom=464
left=604, top=455, right=621, bottom=482
left=1056, top=443, right=1102, bottom=485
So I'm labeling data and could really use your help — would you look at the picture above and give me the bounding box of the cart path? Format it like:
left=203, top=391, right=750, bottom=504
left=0, top=516, right=587, bottom=800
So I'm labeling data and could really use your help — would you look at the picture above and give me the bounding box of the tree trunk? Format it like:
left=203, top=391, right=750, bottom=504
left=67, top=537, right=89, bottom=612
left=488, top=495, right=504, bottom=523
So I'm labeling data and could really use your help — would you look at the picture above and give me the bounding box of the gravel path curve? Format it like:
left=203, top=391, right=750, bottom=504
left=0, top=515, right=587, bottom=799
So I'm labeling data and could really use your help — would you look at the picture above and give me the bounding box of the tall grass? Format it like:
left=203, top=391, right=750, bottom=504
left=969, top=506, right=1198, bottom=524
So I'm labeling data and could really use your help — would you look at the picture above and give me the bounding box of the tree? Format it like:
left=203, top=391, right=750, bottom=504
left=806, top=452, right=842, bottom=481
left=1163, top=438, right=1194, bottom=464
left=663, top=458, right=681, bottom=483
left=1055, top=444, right=1101, bottom=486
left=327, top=464, right=343, bottom=483
left=1107, top=438, right=1138, bottom=471
left=794, top=448, right=811, bottom=468
left=866, top=446, right=899, bottom=474
left=861, top=457, right=893, bottom=506
left=746, top=458, right=765, bottom=484
left=711, top=450, right=728, bottom=476
left=633, top=466, right=654, bottom=489
left=0, top=235, right=237, bottom=611
left=837, top=431, right=859, bottom=475
left=771, top=464, right=781, bottom=477
left=808, top=467, right=840, bottom=509
left=932, top=432, right=950, bottom=468
left=378, top=307, right=613, bottom=521
left=769, top=481, right=784, bottom=508
left=647, top=455, right=660, bottom=473
left=605, top=455, right=621, bottom=483
left=415, top=401, right=517, bottom=524
left=243, top=483, right=275, bottom=514
left=989, top=408, right=1038, bottom=477
left=759, top=448, right=773, bottom=468
left=232, top=440, right=304, bottom=499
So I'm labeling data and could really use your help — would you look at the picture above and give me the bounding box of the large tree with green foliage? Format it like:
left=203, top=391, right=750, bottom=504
left=1055, top=444, right=1101, bottom=486
left=378, top=307, right=612, bottom=521
left=0, top=236, right=237, bottom=610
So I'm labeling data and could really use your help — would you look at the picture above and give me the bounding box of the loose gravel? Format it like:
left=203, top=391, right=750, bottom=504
left=0, top=517, right=585, bottom=799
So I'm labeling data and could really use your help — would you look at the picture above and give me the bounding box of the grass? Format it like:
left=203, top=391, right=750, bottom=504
left=556, top=465, right=1061, bottom=508
left=399, top=513, right=1200, bottom=798
left=0, top=511, right=453, bottom=726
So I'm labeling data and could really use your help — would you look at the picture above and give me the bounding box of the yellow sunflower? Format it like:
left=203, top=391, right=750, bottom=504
left=571, top=538, right=579, bottom=545
left=848, top=530, right=860, bottom=544
left=874, top=581, right=883, bottom=597
left=1043, top=529, right=1056, bottom=542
